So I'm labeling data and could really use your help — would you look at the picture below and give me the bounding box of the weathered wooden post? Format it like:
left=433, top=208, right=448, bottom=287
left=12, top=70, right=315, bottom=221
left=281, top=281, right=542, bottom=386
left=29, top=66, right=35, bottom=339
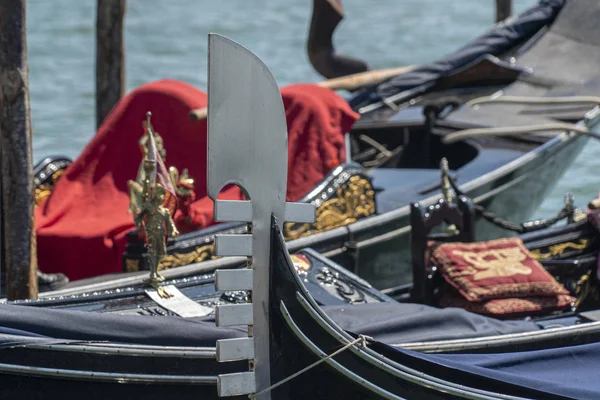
left=0, top=0, right=39, bottom=299
left=495, top=0, right=512, bottom=22
left=96, top=0, right=125, bottom=128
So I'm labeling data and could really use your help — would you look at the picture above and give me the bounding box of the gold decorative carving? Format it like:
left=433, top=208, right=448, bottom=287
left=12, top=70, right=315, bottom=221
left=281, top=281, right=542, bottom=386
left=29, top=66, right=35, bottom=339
left=284, top=175, right=375, bottom=240
left=125, top=258, right=140, bottom=273
left=169, top=166, right=195, bottom=198
left=451, top=248, right=532, bottom=281
left=290, top=254, right=311, bottom=272
left=34, top=186, right=52, bottom=206
left=574, top=273, right=591, bottom=307
left=158, top=244, right=215, bottom=271
left=529, top=238, right=591, bottom=261
left=34, top=169, right=66, bottom=205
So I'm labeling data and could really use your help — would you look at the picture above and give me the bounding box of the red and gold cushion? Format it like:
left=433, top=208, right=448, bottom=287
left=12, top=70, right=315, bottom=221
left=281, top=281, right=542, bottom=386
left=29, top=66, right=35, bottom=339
left=431, top=237, right=569, bottom=302
left=440, top=288, right=575, bottom=318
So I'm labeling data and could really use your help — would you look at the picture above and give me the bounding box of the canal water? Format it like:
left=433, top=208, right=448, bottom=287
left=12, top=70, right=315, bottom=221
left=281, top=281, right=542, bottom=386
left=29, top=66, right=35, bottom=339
left=27, top=0, right=600, bottom=218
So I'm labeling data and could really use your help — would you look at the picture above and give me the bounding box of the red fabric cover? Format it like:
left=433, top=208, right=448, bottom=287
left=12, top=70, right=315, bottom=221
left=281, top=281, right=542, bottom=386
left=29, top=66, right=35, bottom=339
left=175, top=83, right=359, bottom=233
left=431, top=238, right=570, bottom=302
left=35, top=80, right=359, bottom=280
left=440, top=287, right=575, bottom=318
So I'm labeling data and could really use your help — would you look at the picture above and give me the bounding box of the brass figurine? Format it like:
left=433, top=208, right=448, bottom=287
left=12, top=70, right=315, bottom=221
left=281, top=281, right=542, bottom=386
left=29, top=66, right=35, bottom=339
left=169, top=166, right=195, bottom=198
left=128, top=112, right=179, bottom=292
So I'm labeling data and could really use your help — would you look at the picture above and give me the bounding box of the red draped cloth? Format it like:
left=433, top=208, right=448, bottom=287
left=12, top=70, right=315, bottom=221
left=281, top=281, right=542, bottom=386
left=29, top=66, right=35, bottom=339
left=35, top=80, right=359, bottom=280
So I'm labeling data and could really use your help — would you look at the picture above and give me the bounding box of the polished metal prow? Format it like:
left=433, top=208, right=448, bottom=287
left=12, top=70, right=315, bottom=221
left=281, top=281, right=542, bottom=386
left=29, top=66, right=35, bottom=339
left=206, top=34, right=315, bottom=399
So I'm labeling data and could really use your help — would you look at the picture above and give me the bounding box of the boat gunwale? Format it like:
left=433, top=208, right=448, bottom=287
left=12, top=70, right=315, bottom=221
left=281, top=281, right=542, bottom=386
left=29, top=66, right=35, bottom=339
left=0, top=361, right=217, bottom=384
left=13, top=342, right=217, bottom=358
left=397, top=319, right=600, bottom=353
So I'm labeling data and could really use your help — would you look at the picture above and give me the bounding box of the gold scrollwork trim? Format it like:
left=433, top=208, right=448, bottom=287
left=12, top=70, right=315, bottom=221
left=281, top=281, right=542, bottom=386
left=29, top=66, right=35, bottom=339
left=529, top=238, right=592, bottom=261
left=34, top=169, right=66, bottom=206
left=284, top=175, right=376, bottom=241
left=125, top=258, right=140, bottom=273
left=158, top=244, right=215, bottom=271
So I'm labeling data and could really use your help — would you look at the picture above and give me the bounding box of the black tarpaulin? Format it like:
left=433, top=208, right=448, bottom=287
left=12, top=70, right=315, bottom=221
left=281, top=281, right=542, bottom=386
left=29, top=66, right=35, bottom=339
left=349, top=0, right=566, bottom=108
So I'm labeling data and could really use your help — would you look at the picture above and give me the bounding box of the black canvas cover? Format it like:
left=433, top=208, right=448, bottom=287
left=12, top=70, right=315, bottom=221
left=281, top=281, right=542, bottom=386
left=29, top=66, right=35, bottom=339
left=349, top=0, right=566, bottom=108
left=443, top=0, right=600, bottom=129
left=323, top=302, right=541, bottom=344
left=0, top=300, right=540, bottom=348
left=0, top=304, right=246, bottom=347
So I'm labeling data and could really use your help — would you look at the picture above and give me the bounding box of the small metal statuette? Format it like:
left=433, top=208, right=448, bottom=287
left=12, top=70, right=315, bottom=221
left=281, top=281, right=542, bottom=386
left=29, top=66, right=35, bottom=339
left=440, top=157, right=454, bottom=203
left=440, top=157, right=459, bottom=234
left=128, top=112, right=179, bottom=296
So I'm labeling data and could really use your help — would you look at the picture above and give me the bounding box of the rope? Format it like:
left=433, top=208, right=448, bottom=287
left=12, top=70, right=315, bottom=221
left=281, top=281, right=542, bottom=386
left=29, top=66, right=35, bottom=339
left=466, top=95, right=600, bottom=108
left=465, top=96, right=600, bottom=107
left=442, top=122, right=600, bottom=144
left=446, top=174, right=573, bottom=234
left=248, top=334, right=372, bottom=399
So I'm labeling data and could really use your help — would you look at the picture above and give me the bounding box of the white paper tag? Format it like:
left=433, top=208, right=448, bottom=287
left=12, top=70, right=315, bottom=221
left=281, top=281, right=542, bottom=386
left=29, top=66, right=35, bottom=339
left=145, top=285, right=214, bottom=318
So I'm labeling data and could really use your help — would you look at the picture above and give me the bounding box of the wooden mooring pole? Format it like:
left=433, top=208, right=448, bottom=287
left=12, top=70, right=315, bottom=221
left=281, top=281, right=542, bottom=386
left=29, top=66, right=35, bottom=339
left=495, top=0, right=512, bottom=22
left=0, top=0, right=39, bottom=300
left=96, top=0, right=125, bottom=128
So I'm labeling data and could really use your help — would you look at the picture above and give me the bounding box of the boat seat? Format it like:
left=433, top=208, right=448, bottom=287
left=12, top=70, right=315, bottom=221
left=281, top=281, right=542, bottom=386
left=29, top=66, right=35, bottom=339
left=409, top=195, right=476, bottom=304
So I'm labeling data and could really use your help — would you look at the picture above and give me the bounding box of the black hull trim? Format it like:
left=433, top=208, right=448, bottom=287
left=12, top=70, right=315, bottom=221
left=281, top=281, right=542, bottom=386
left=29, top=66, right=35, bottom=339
left=0, top=341, right=243, bottom=400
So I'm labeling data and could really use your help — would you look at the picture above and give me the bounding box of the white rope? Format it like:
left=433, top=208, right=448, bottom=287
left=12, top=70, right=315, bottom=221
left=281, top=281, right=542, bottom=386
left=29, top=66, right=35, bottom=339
left=359, top=134, right=393, bottom=157
left=248, top=334, right=372, bottom=399
left=466, top=95, right=600, bottom=108
left=442, top=122, right=600, bottom=144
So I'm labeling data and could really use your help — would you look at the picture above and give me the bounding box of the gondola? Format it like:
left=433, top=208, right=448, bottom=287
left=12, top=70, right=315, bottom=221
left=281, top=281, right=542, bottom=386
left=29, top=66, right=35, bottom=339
left=0, top=213, right=596, bottom=399
left=2, top=30, right=600, bottom=400
left=33, top=0, right=600, bottom=290
left=265, top=214, right=600, bottom=399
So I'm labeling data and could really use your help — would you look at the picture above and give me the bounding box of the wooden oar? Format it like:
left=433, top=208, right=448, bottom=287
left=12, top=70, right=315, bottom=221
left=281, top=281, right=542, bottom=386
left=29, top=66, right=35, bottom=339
left=189, top=65, right=414, bottom=121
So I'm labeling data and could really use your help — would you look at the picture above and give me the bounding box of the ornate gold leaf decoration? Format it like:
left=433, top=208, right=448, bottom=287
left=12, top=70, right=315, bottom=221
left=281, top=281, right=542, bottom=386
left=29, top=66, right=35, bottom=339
left=284, top=176, right=376, bottom=240
left=451, top=248, right=532, bottom=281
left=158, top=244, right=216, bottom=271
left=529, top=238, right=591, bottom=261
left=34, top=169, right=66, bottom=205
left=125, top=259, right=140, bottom=273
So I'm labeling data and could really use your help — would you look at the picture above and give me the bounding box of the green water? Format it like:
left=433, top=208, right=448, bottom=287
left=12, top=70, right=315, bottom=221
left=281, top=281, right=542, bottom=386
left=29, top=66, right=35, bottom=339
left=27, top=0, right=600, bottom=218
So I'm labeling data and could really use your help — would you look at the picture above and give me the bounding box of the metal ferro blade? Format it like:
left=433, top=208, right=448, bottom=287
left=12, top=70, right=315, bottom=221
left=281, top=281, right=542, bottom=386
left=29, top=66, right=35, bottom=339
left=207, top=33, right=289, bottom=399
left=207, top=34, right=288, bottom=210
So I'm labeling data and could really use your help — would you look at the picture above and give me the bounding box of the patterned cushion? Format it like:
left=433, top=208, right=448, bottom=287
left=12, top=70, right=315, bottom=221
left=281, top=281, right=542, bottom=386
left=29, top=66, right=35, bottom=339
left=431, top=238, right=569, bottom=302
left=440, top=287, right=575, bottom=318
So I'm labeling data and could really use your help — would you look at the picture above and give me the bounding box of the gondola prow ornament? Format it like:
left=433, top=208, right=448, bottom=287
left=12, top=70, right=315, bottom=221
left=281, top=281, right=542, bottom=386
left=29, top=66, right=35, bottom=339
left=206, top=34, right=315, bottom=399
left=128, top=112, right=179, bottom=292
